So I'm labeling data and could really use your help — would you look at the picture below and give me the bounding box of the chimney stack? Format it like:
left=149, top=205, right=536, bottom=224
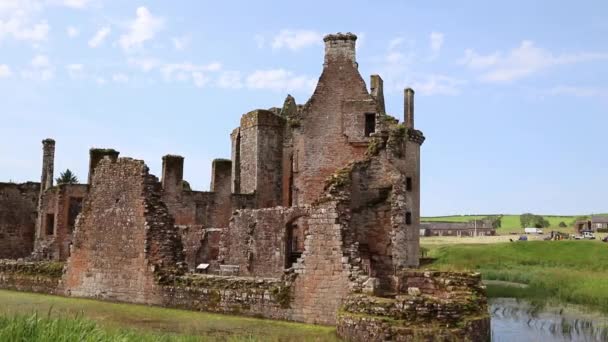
left=161, top=155, right=184, bottom=194
left=40, top=138, right=55, bottom=193
left=404, top=88, right=415, bottom=128
left=323, top=32, right=357, bottom=67
left=370, top=75, right=386, bottom=114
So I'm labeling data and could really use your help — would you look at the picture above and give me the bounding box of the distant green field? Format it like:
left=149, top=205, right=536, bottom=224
left=422, top=214, right=608, bottom=234
left=427, top=241, right=608, bottom=312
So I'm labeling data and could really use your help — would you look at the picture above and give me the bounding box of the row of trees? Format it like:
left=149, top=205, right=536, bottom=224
left=520, top=213, right=550, bottom=228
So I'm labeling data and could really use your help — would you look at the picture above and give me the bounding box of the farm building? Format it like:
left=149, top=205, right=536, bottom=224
left=420, top=220, right=496, bottom=237
left=574, top=216, right=608, bottom=233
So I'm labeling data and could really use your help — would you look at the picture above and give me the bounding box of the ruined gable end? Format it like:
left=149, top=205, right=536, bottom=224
left=63, top=157, right=184, bottom=303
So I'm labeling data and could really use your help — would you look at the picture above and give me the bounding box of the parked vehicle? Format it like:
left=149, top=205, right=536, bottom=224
left=602, top=236, right=608, bottom=243
left=524, top=227, right=543, bottom=234
left=575, top=230, right=596, bottom=240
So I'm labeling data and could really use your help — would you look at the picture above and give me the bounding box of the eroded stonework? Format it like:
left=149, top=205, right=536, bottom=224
left=0, top=32, right=490, bottom=341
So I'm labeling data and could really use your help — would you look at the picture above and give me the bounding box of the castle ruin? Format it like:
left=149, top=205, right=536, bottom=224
left=0, top=33, right=490, bottom=341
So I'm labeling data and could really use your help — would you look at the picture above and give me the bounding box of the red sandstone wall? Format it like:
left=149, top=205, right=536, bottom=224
left=293, top=59, right=377, bottom=205
left=63, top=158, right=183, bottom=304
left=220, top=207, right=308, bottom=277
left=0, top=183, right=39, bottom=259
left=290, top=202, right=353, bottom=325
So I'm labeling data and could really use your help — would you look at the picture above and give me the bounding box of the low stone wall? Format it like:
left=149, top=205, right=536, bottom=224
left=337, top=271, right=491, bottom=342
left=0, top=260, right=63, bottom=295
left=158, top=273, right=295, bottom=320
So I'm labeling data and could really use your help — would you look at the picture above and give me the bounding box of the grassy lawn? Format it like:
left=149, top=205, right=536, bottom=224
left=426, top=240, right=608, bottom=312
left=422, top=213, right=608, bottom=235
left=0, top=290, right=339, bottom=341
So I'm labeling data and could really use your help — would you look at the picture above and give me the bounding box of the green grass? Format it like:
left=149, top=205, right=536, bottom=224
left=0, top=313, right=202, bottom=342
left=421, top=213, right=608, bottom=234
left=427, top=241, right=608, bottom=312
left=0, top=290, right=339, bottom=341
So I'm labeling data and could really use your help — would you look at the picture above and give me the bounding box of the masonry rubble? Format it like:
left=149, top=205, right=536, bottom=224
left=0, top=32, right=490, bottom=341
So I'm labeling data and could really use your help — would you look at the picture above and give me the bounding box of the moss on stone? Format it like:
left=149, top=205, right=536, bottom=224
left=365, top=137, right=383, bottom=157
left=0, top=261, right=64, bottom=279
left=270, top=284, right=292, bottom=309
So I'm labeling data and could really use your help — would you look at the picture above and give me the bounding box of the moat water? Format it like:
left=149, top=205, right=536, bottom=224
left=490, top=298, right=608, bottom=341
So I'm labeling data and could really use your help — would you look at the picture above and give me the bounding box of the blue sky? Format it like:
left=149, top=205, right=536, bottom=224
left=0, top=0, right=606, bottom=216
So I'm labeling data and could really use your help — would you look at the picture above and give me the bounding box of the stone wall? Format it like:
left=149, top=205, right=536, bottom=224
left=293, top=33, right=377, bottom=205
left=63, top=158, right=184, bottom=304
left=219, top=207, right=309, bottom=278
left=159, top=273, right=295, bottom=320
left=289, top=201, right=355, bottom=325
left=33, top=184, right=87, bottom=261
left=179, top=225, right=222, bottom=271
left=0, top=182, right=39, bottom=259
left=0, top=260, right=63, bottom=295
left=237, top=110, right=285, bottom=207
left=336, top=271, right=491, bottom=342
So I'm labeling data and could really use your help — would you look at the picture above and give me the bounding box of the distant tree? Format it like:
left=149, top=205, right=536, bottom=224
left=520, top=213, right=534, bottom=228
left=558, top=221, right=567, bottom=228
left=55, top=169, right=78, bottom=185
left=520, top=213, right=550, bottom=228
left=482, top=215, right=502, bottom=228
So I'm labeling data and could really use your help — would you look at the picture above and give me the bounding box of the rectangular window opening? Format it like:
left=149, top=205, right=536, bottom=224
left=406, top=177, right=413, bottom=191
left=68, top=197, right=83, bottom=233
left=364, top=113, right=376, bottom=137
left=45, top=214, right=55, bottom=235
left=406, top=212, right=412, bottom=225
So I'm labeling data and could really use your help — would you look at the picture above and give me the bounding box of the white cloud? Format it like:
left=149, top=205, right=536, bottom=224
left=66, top=26, right=79, bottom=38
left=112, top=73, right=128, bottom=83
left=458, top=49, right=500, bottom=69
left=95, top=77, right=106, bottom=85
left=0, top=3, right=49, bottom=43
left=0, top=64, right=12, bottom=78
left=128, top=57, right=160, bottom=72
left=172, top=35, right=190, bottom=51
left=31, top=54, right=49, bottom=68
left=547, top=85, right=608, bottom=98
left=410, top=74, right=465, bottom=96
left=459, top=40, right=608, bottom=83
left=192, top=72, right=208, bottom=87
left=62, top=0, right=91, bottom=9
left=246, top=69, right=316, bottom=92
left=119, top=6, right=164, bottom=51
left=217, top=71, right=242, bottom=89
left=160, top=62, right=221, bottom=87
left=88, top=26, right=110, bottom=48
left=430, top=32, right=444, bottom=53
left=22, top=54, right=54, bottom=81
left=271, top=30, right=322, bottom=51
left=66, top=63, right=83, bottom=78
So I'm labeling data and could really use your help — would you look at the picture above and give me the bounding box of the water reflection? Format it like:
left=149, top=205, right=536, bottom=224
left=490, top=298, right=608, bottom=341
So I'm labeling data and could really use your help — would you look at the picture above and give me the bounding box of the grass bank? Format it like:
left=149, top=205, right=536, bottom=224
left=0, top=290, right=339, bottom=341
left=0, top=314, right=201, bottom=342
left=427, top=241, right=608, bottom=312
